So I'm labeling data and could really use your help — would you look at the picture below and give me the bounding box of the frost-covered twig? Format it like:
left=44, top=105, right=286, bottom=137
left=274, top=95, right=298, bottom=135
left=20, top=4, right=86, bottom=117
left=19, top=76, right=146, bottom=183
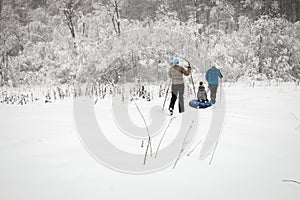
left=143, top=137, right=152, bottom=165
left=155, top=116, right=176, bottom=158
left=173, top=120, right=194, bottom=169
left=94, top=97, right=98, bottom=104
left=162, top=80, right=171, bottom=111
left=131, top=98, right=153, bottom=164
left=282, top=179, right=300, bottom=185
left=187, top=139, right=202, bottom=157
left=209, top=138, right=220, bottom=165
left=289, top=112, right=299, bottom=121
left=289, top=112, right=300, bottom=130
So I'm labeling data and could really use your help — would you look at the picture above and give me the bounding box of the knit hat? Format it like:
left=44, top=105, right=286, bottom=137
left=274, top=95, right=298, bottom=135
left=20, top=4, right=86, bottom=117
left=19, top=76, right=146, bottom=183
left=173, top=58, right=179, bottom=66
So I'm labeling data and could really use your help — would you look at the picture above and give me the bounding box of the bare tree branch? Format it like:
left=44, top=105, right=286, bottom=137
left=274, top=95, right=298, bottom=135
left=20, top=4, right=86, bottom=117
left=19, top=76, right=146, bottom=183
left=108, top=0, right=115, bottom=8
left=173, top=120, right=195, bottom=169
left=155, top=116, right=176, bottom=158
left=56, top=0, right=82, bottom=40
left=111, top=14, right=118, bottom=35
left=282, top=179, right=300, bottom=185
left=103, top=0, right=122, bottom=35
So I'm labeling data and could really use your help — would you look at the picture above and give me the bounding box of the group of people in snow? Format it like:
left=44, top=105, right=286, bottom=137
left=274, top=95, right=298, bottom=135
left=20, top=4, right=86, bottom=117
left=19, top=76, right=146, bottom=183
left=168, top=58, right=223, bottom=115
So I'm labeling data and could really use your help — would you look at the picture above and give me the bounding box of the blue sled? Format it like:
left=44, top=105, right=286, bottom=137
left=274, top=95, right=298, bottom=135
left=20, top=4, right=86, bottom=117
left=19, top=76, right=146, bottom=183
left=189, top=100, right=212, bottom=109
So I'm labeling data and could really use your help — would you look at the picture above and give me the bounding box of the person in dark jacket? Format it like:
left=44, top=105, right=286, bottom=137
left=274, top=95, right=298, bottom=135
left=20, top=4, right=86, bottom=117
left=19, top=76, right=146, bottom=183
left=197, top=81, right=208, bottom=102
left=168, top=58, right=191, bottom=115
left=205, top=62, right=223, bottom=104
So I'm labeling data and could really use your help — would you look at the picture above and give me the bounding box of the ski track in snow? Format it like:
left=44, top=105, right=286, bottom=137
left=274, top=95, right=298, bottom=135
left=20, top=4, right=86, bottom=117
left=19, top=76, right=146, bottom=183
left=0, top=86, right=300, bottom=200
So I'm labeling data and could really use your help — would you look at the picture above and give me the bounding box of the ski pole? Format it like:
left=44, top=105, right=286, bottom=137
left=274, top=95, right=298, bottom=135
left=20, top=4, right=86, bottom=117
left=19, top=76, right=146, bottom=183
left=185, top=59, right=196, bottom=98
left=219, top=78, right=222, bottom=103
left=162, top=79, right=171, bottom=111
left=190, top=70, right=196, bottom=98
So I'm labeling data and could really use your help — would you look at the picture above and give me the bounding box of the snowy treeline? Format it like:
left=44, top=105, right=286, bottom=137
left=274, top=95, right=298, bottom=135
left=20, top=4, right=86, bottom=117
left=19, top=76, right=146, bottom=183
left=0, top=0, right=300, bottom=88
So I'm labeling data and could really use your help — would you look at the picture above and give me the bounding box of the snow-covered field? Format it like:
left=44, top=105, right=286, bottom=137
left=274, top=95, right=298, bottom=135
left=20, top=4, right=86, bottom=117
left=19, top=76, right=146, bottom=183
left=1, top=85, right=300, bottom=200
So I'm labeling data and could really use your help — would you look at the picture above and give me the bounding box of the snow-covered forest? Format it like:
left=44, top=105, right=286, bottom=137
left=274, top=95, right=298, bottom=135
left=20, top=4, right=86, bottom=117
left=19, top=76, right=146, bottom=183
left=0, top=0, right=300, bottom=89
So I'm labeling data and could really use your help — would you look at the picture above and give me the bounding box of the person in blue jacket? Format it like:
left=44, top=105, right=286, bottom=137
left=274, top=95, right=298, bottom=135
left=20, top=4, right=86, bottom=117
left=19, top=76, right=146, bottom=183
left=205, top=62, right=223, bottom=104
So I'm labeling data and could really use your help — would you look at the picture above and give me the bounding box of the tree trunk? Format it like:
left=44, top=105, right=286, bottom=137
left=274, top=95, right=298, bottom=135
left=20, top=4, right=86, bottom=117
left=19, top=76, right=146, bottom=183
left=111, top=15, right=118, bottom=34
left=258, top=34, right=263, bottom=74
left=114, top=0, right=121, bottom=35
left=0, top=55, right=3, bottom=86
left=293, top=0, right=300, bottom=22
left=63, top=10, right=76, bottom=38
left=297, top=0, right=300, bottom=22
left=105, top=0, right=122, bottom=35
left=0, top=0, right=2, bottom=17
left=1, top=53, right=8, bottom=86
